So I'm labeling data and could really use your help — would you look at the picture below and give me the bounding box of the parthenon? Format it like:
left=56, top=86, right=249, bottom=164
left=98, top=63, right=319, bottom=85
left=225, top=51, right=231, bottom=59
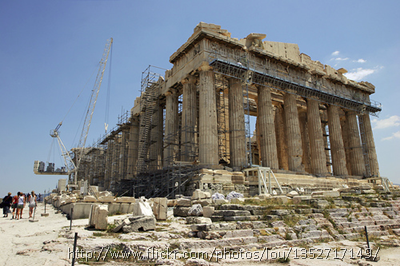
left=76, top=23, right=382, bottom=198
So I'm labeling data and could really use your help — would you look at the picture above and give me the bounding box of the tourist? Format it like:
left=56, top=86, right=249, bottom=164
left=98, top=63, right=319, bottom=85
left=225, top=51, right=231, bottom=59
left=28, top=191, right=37, bottom=218
left=16, top=192, right=25, bottom=220
left=11, top=192, right=19, bottom=219
left=2, top=192, right=12, bottom=217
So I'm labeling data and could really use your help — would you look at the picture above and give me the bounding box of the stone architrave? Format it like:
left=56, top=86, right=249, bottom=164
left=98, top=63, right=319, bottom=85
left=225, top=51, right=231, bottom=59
left=257, top=85, right=278, bottom=169
left=198, top=62, right=219, bottom=166
left=307, top=99, right=327, bottom=176
left=181, top=76, right=197, bottom=162
left=283, top=93, right=304, bottom=172
left=346, top=111, right=366, bottom=176
left=228, top=78, right=246, bottom=169
left=359, top=114, right=379, bottom=177
left=163, top=89, right=179, bottom=166
left=327, top=105, right=348, bottom=176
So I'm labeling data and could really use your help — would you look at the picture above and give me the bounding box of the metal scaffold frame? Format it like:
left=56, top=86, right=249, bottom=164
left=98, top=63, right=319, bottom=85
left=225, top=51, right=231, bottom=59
left=207, top=49, right=381, bottom=116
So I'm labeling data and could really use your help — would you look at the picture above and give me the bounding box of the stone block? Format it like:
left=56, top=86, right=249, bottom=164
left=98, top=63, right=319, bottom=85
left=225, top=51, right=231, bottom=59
left=98, top=196, right=115, bottom=203
left=173, top=207, right=190, bottom=217
left=122, top=216, right=156, bottom=232
left=188, top=204, right=203, bottom=216
left=292, top=195, right=311, bottom=204
left=88, top=204, right=108, bottom=230
left=258, top=194, right=272, bottom=200
left=115, top=197, right=135, bottom=203
left=272, top=195, right=290, bottom=204
left=199, top=174, right=213, bottom=183
left=133, top=198, right=154, bottom=216
left=186, top=217, right=212, bottom=224
left=214, top=174, right=232, bottom=183
left=83, top=196, right=97, bottom=202
left=231, top=197, right=245, bottom=204
left=214, top=199, right=229, bottom=205
left=176, top=198, right=192, bottom=207
left=152, top=198, right=168, bottom=220
left=192, top=199, right=212, bottom=206
left=202, top=206, right=215, bottom=218
left=191, top=189, right=211, bottom=200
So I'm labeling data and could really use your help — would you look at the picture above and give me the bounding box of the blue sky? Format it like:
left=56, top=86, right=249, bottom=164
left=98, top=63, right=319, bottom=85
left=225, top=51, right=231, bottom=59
left=1, top=0, right=399, bottom=197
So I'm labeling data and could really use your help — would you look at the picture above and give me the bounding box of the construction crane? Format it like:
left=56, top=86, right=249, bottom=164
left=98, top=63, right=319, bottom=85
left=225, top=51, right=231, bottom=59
left=34, top=38, right=113, bottom=186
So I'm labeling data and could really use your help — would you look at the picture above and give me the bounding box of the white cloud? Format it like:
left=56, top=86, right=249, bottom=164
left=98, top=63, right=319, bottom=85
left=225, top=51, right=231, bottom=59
left=332, top=51, right=340, bottom=56
left=356, top=59, right=366, bottom=63
left=372, top=115, right=400, bottom=129
left=335, top=57, right=349, bottom=61
left=344, top=68, right=375, bottom=81
left=382, top=131, right=400, bottom=141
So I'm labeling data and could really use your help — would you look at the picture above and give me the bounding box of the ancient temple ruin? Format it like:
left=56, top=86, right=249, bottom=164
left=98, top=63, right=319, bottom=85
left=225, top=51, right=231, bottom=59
left=77, top=23, right=382, bottom=198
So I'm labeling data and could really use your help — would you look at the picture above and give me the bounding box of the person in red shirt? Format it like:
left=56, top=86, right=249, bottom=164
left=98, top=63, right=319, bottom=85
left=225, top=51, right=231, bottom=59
left=11, top=192, right=19, bottom=219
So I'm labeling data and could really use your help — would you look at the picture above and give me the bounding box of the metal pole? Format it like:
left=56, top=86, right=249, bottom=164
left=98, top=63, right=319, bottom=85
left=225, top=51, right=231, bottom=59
left=365, top=226, right=370, bottom=249
left=71, top=232, right=78, bottom=266
left=70, top=208, right=73, bottom=230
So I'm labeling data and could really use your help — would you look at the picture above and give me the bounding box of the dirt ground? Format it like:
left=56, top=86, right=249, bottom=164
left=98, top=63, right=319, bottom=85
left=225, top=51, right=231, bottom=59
left=1, top=203, right=400, bottom=266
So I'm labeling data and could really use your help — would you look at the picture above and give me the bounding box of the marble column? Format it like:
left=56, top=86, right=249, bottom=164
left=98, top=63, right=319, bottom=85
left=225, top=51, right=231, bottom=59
left=275, top=104, right=288, bottom=170
left=257, top=85, right=279, bottom=169
left=327, top=105, right=348, bottom=176
left=127, top=117, right=139, bottom=178
left=118, top=129, right=127, bottom=180
left=346, top=111, right=365, bottom=176
left=181, top=76, right=197, bottom=162
left=228, top=78, right=246, bottom=169
left=341, top=117, right=352, bottom=175
left=198, top=62, right=219, bottom=166
left=284, top=93, right=304, bottom=172
left=307, top=99, right=327, bottom=176
left=104, top=140, right=113, bottom=189
left=359, top=114, right=379, bottom=177
left=299, top=111, right=311, bottom=173
left=149, top=100, right=163, bottom=170
left=163, top=89, right=179, bottom=166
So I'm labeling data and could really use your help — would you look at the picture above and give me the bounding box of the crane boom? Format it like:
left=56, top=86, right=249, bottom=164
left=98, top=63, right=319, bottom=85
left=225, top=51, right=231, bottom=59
left=73, top=38, right=113, bottom=184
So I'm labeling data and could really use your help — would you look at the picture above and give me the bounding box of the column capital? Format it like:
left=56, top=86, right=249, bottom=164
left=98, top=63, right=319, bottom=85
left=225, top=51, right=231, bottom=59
left=198, top=61, right=213, bottom=72
left=165, top=88, right=178, bottom=96
left=181, top=74, right=196, bottom=85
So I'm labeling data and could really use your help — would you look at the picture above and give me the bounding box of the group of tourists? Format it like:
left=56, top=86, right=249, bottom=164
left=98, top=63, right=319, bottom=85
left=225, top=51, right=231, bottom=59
left=1, top=191, right=38, bottom=220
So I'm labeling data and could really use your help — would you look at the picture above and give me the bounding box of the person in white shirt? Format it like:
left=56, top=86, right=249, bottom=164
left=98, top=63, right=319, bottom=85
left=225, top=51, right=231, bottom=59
left=28, top=191, right=37, bottom=219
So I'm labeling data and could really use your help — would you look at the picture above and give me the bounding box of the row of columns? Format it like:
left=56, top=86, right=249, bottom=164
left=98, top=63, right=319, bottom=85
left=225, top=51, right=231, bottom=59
left=169, top=62, right=379, bottom=178
left=96, top=62, right=380, bottom=188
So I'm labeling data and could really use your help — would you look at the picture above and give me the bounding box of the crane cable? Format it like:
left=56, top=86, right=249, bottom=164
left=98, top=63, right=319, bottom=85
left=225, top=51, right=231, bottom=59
left=59, top=67, right=98, bottom=128
left=104, top=44, right=113, bottom=133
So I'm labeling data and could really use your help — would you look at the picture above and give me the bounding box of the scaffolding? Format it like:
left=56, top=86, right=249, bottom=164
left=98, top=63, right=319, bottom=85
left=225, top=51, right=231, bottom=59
left=207, top=49, right=381, bottom=116
left=136, top=66, right=163, bottom=173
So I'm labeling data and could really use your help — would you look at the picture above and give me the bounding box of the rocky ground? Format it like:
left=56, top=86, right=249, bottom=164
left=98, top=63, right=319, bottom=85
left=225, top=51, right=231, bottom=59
left=2, top=193, right=400, bottom=266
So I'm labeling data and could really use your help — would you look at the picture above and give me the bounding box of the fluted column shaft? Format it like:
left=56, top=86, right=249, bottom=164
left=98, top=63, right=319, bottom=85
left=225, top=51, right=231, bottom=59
left=257, top=86, right=279, bottom=169
left=228, top=78, right=246, bottom=169
left=327, top=105, right=348, bottom=176
left=163, top=90, right=179, bottom=166
left=284, top=93, right=304, bottom=172
left=275, top=104, right=288, bottom=170
left=307, top=99, right=327, bottom=176
left=127, top=117, right=139, bottom=178
left=359, top=114, right=380, bottom=177
left=118, top=130, right=127, bottom=180
left=181, top=76, right=197, bottom=162
left=149, top=100, right=163, bottom=169
left=198, top=62, right=219, bottom=166
left=346, top=111, right=365, bottom=176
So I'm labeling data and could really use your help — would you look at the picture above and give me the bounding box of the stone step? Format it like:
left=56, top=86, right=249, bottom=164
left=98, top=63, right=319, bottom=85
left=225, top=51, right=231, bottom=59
left=197, top=229, right=253, bottom=239
left=179, top=237, right=258, bottom=250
